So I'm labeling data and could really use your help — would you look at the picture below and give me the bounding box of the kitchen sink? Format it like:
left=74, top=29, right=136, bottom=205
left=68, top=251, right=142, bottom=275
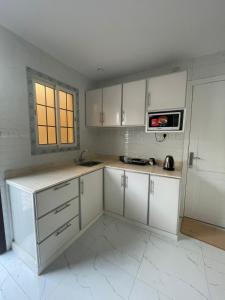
left=79, top=161, right=102, bottom=167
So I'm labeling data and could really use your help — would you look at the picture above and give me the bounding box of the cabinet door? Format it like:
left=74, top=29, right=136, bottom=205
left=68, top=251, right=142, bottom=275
left=86, top=89, right=102, bottom=126
left=149, top=176, right=180, bottom=234
left=147, top=71, right=187, bottom=111
left=125, top=172, right=149, bottom=224
left=102, top=84, right=122, bottom=126
left=104, top=168, right=124, bottom=216
left=80, top=169, right=103, bottom=229
left=122, top=80, right=146, bottom=126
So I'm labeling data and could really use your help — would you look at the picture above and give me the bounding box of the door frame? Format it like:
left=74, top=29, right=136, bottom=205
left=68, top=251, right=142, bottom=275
left=180, top=74, right=225, bottom=218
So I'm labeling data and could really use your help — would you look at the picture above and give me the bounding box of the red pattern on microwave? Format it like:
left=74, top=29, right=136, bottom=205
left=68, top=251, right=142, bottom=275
left=151, top=116, right=168, bottom=127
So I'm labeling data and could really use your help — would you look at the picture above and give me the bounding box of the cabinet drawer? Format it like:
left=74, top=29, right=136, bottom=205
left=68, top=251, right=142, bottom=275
left=36, top=178, right=79, bottom=218
left=39, top=216, right=79, bottom=266
left=37, top=197, right=79, bottom=243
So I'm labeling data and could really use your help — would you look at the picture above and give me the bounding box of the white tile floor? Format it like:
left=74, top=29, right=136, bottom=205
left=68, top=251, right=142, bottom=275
left=0, top=215, right=225, bottom=300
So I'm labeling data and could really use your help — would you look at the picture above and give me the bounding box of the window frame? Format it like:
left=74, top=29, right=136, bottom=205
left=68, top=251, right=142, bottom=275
left=27, top=67, right=80, bottom=155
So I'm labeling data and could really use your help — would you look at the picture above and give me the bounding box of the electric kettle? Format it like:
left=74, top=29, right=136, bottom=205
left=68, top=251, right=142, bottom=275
left=163, top=155, right=174, bottom=171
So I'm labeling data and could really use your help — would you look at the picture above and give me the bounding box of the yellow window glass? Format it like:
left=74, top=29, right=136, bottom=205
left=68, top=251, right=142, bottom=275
left=67, top=111, right=74, bottom=127
left=36, top=105, right=46, bottom=125
left=67, top=93, right=74, bottom=111
left=46, top=87, right=55, bottom=107
left=35, top=83, right=45, bottom=105
left=68, top=128, right=74, bottom=144
left=48, top=127, right=56, bottom=144
left=38, top=126, right=47, bottom=144
left=60, top=127, right=67, bottom=143
left=60, top=109, right=67, bottom=127
left=59, top=91, right=67, bottom=109
left=47, top=107, right=55, bottom=126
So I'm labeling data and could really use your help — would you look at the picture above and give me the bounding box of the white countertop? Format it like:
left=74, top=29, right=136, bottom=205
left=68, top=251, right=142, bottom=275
left=6, top=156, right=182, bottom=193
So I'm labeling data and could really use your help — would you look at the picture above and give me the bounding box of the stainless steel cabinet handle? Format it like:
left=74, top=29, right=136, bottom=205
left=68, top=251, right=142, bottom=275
left=122, top=110, right=125, bottom=123
left=147, top=92, right=151, bottom=110
left=150, top=179, right=154, bottom=194
left=54, top=202, right=71, bottom=214
left=125, top=176, right=128, bottom=188
left=80, top=180, right=84, bottom=194
left=121, top=175, right=124, bottom=187
left=54, top=182, right=70, bottom=190
left=55, top=222, right=72, bottom=237
left=189, top=152, right=201, bottom=167
left=100, top=112, right=102, bottom=124
left=102, top=112, right=105, bottom=124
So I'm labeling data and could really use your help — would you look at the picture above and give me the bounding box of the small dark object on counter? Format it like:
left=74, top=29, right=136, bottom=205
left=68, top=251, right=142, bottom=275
left=163, top=155, right=175, bottom=171
left=149, top=158, right=156, bottom=166
left=119, top=156, right=149, bottom=166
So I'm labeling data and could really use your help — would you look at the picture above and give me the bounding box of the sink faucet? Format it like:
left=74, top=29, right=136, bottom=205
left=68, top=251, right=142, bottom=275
left=79, top=149, right=88, bottom=162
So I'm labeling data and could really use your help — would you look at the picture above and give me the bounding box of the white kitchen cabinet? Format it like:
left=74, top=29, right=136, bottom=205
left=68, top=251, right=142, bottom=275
left=147, top=71, right=187, bottom=111
left=122, top=80, right=146, bottom=126
left=102, top=84, right=122, bottom=126
left=149, top=175, right=180, bottom=234
left=8, top=178, right=80, bottom=274
left=86, top=88, right=102, bottom=126
left=104, top=168, right=124, bottom=216
left=124, top=171, right=149, bottom=224
left=80, top=169, right=103, bottom=228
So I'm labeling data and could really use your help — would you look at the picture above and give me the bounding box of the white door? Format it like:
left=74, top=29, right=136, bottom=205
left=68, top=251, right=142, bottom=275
left=149, top=176, right=180, bottom=234
left=80, top=169, right=103, bottom=229
left=102, top=84, right=122, bottom=126
left=185, top=79, right=225, bottom=228
left=104, top=168, right=124, bottom=216
left=86, top=89, right=102, bottom=126
left=124, top=172, right=149, bottom=224
left=147, top=71, right=187, bottom=111
left=122, top=80, right=146, bottom=126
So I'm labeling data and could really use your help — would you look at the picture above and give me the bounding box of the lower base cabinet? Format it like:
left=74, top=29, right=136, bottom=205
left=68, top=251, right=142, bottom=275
left=80, top=169, right=103, bottom=229
left=104, top=168, right=124, bottom=216
left=149, top=175, right=180, bottom=234
left=124, top=171, right=149, bottom=224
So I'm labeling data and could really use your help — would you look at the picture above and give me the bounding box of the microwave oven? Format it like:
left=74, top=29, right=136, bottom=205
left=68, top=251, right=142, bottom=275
left=146, top=110, right=184, bottom=132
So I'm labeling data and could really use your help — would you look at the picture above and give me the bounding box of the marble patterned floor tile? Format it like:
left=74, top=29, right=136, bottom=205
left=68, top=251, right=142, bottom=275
left=0, top=215, right=225, bottom=300
left=129, top=279, right=171, bottom=300
left=0, top=261, right=29, bottom=300
left=201, top=242, right=225, bottom=264
left=203, top=256, right=225, bottom=300
left=137, top=234, right=209, bottom=300
left=0, top=250, right=72, bottom=300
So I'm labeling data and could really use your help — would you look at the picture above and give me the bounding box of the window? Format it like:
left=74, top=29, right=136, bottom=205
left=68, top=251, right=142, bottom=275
left=27, top=67, right=79, bottom=154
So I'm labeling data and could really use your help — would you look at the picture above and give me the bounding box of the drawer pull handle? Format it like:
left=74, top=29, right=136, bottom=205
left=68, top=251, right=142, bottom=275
left=54, top=182, right=70, bottom=191
left=55, top=222, right=72, bottom=237
left=54, top=203, right=71, bottom=214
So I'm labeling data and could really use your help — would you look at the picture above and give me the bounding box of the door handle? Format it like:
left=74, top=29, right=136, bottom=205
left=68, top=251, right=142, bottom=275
left=189, top=152, right=201, bottom=167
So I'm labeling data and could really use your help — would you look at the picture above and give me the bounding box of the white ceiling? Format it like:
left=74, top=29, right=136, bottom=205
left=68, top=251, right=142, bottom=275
left=1, top=0, right=225, bottom=80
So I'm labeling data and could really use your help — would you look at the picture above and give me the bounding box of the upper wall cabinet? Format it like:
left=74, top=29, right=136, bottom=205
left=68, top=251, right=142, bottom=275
left=147, top=71, right=187, bottom=111
left=122, top=80, right=146, bottom=126
left=102, top=84, right=122, bottom=127
left=86, top=88, right=102, bottom=127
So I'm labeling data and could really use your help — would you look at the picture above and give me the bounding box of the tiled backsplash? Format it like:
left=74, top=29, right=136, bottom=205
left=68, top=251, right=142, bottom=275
left=93, top=127, right=184, bottom=163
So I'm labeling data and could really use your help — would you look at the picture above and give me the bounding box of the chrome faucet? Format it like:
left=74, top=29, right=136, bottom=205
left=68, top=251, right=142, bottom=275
left=79, top=149, right=88, bottom=162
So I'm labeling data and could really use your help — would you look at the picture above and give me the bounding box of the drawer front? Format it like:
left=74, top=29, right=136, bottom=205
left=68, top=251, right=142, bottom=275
left=39, top=216, right=79, bottom=266
left=37, top=197, right=79, bottom=243
left=36, top=178, right=79, bottom=218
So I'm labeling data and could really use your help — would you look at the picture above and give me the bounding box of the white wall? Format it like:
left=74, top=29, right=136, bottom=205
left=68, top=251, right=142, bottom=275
left=0, top=25, right=97, bottom=248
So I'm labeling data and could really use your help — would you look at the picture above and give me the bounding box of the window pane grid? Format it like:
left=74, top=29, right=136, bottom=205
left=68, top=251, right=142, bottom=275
left=59, top=91, right=74, bottom=144
left=35, top=82, right=75, bottom=146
